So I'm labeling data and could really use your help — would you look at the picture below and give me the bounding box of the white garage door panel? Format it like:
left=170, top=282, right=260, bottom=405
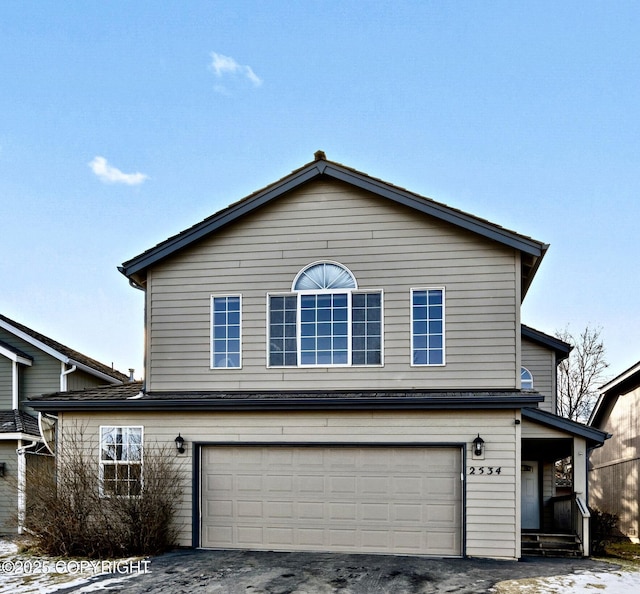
left=201, top=445, right=462, bottom=556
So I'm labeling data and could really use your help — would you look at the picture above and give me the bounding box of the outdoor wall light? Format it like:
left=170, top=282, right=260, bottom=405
left=0, top=462, right=5, bottom=477
left=174, top=434, right=185, bottom=454
left=473, top=434, right=485, bottom=457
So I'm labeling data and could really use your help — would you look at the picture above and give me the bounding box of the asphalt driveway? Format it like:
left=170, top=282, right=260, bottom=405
left=65, top=549, right=625, bottom=593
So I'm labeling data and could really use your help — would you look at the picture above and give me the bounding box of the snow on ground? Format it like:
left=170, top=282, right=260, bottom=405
left=0, top=539, right=147, bottom=593
left=494, top=565, right=640, bottom=594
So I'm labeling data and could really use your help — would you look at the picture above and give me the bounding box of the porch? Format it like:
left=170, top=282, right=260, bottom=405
left=520, top=409, right=604, bottom=557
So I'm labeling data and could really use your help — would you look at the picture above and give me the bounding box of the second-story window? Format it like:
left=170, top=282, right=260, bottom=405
left=211, top=295, right=241, bottom=368
left=411, top=288, right=445, bottom=366
left=268, top=261, right=382, bottom=367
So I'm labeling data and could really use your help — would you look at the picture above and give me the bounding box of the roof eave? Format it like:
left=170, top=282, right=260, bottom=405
left=29, top=394, right=543, bottom=413
left=521, top=324, right=572, bottom=362
left=69, top=359, right=124, bottom=385
left=0, top=432, right=42, bottom=441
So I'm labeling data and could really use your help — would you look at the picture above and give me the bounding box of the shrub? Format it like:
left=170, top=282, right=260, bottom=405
left=24, top=428, right=184, bottom=558
left=589, top=507, right=619, bottom=556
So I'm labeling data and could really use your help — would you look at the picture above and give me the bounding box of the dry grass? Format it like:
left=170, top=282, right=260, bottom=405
left=601, top=541, right=640, bottom=566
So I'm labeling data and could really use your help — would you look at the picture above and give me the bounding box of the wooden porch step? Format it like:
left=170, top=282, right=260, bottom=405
left=521, top=533, right=582, bottom=557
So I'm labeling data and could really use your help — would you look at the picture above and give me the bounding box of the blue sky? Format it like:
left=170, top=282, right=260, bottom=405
left=1, top=1, right=638, bottom=378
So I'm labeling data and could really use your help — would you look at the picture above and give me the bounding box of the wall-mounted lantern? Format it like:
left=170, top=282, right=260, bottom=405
left=175, top=433, right=185, bottom=454
left=0, top=462, right=5, bottom=477
left=473, top=434, right=485, bottom=457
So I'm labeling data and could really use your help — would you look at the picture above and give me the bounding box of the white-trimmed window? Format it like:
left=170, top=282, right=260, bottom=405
left=211, top=295, right=241, bottom=369
left=268, top=261, right=383, bottom=367
left=99, top=426, right=143, bottom=497
left=411, top=288, right=445, bottom=366
left=521, top=366, right=534, bottom=389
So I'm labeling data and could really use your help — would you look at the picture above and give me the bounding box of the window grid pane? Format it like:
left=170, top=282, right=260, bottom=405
left=212, top=296, right=241, bottom=368
left=100, top=427, right=143, bottom=497
left=269, top=295, right=298, bottom=366
left=352, top=292, right=382, bottom=365
left=300, top=293, right=349, bottom=365
left=412, top=289, right=444, bottom=365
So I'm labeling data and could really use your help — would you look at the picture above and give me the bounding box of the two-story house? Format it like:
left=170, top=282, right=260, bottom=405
left=29, top=153, right=607, bottom=559
left=0, top=313, right=128, bottom=533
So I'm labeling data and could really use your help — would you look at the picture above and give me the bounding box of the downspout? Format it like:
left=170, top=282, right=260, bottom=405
left=60, top=363, right=77, bottom=392
left=16, top=439, right=39, bottom=535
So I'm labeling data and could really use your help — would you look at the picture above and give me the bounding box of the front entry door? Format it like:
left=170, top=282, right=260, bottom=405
left=521, top=461, right=540, bottom=530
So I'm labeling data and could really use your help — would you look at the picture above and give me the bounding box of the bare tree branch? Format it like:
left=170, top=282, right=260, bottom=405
left=555, top=325, right=609, bottom=423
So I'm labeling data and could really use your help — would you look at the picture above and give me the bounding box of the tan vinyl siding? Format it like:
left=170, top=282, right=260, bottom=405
left=521, top=338, right=556, bottom=413
left=589, top=388, right=640, bottom=539
left=0, top=442, right=18, bottom=533
left=62, top=408, right=520, bottom=559
left=521, top=419, right=568, bottom=440
left=146, top=179, right=519, bottom=392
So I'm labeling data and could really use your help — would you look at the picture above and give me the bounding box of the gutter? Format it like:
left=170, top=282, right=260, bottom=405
left=69, top=359, right=124, bottom=385
left=29, top=394, right=544, bottom=413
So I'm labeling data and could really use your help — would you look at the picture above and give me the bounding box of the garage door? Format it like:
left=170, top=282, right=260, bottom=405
left=200, top=445, right=462, bottom=556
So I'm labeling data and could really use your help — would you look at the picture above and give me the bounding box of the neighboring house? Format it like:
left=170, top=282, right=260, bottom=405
left=29, top=153, right=608, bottom=559
left=589, top=360, right=640, bottom=542
left=0, top=314, right=129, bottom=533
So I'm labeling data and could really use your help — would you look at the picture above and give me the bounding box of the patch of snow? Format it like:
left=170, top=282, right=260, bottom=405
left=0, top=539, right=148, bottom=593
left=494, top=567, right=640, bottom=593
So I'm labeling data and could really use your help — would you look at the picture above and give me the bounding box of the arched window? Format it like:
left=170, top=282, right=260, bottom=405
left=521, top=366, right=534, bottom=390
left=269, top=261, right=382, bottom=367
left=293, top=262, right=356, bottom=291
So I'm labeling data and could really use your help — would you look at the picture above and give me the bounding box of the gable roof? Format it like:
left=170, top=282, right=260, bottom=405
left=119, top=152, right=548, bottom=297
left=521, top=325, right=572, bottom=362
left=0, top=313, right=128, bottom=384
left=589, top=359, right=640, bottom=427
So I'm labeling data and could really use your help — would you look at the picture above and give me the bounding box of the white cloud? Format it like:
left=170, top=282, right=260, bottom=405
left=209, top=52, right=262, bottom=91
left=88, top=156, right=148, bottom=186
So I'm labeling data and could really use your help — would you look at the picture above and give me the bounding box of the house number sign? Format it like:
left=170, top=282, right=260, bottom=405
left=468, top=466, right=501, bottom=475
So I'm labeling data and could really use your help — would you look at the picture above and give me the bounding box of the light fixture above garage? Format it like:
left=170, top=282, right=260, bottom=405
left=175, top=433, right=185, bottom=454
left=473, top=434, right=485, bottom=457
